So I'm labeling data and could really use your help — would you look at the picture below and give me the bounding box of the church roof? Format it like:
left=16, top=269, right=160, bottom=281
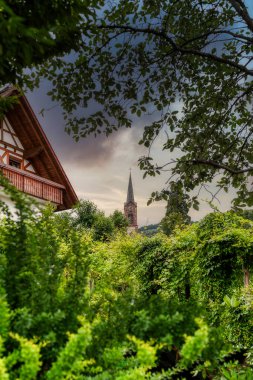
left=0, top=86, right=78, bottom=210
left=126, top=172, right=135, bottom=203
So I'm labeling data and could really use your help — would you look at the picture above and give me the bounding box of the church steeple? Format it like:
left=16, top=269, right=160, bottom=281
left=127, top=173, right=135, bottom=203
left=124, top=172, right=138, bottom=230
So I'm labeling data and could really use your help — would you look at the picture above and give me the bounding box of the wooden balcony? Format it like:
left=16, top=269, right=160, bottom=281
left=0, top=164, right=64, bottom=205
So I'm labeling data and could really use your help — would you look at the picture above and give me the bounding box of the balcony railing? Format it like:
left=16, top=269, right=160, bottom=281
left=0, top=164, right=64, bottom=205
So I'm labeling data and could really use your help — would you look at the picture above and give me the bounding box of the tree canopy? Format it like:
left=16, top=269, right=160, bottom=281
left=55, top=199, right=129, bottom=240
left=31, top=0, right=253, bottom=208
left=0, top=0, right=99, bottom=116
left=160, top=182, right=191, bottom=235
left=0, top=0, right=96, bottom=84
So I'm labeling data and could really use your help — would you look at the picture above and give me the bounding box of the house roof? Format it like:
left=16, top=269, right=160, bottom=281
left=0, top=86, right=78, bottom=210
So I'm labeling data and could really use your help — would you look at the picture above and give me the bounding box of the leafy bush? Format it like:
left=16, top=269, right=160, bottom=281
left=0, top=179, right=253, bottom=378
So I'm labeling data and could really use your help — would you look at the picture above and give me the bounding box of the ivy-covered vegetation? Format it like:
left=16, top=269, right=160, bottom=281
left=1, top=180, right=253, bottom=378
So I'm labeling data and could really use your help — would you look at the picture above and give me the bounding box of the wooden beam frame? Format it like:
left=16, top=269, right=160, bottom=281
left=24, top=146, right=44, bottom=159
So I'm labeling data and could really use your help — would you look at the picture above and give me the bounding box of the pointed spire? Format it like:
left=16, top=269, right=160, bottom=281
left=126, top=172, right=135, bottom=203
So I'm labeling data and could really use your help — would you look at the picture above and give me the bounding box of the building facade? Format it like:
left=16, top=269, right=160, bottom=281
left=124, top=173, right=138, bottom=231
left=0, top=86, right=78, bottom=211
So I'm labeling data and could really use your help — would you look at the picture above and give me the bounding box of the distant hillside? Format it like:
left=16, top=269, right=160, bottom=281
left=139, top=223, right=160, bottom=236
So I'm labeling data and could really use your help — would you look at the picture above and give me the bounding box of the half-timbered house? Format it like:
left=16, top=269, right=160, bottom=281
left=0, top=86, right=78, bottom=211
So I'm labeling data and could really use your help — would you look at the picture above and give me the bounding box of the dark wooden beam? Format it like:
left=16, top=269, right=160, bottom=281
left=24, top=146, right=44, bottom=159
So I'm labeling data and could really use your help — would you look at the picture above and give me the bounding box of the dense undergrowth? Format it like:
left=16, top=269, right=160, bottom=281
left=0, top=178, right=253, bottom=379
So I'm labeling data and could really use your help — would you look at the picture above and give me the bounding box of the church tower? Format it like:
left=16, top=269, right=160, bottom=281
left=124, top=173, right=138, bottom=230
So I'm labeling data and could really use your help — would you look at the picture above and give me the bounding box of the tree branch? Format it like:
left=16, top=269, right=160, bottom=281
left=180, top=28, right=253, bottom=46
left=228, top=0, right=253, bottom=33
left=96, top=24, right=253, bottom=76
left=191, top=159, right=253, bottom=174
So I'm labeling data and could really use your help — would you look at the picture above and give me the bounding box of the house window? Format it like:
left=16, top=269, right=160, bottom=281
left=9, top=157, right=21, bottom=169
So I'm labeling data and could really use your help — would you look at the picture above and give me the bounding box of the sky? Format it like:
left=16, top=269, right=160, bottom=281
left=27, top=83, right=170, bottom=226
left=27, top=82, right=235, bottom=227
left=26, top=2, right=253, bottom=226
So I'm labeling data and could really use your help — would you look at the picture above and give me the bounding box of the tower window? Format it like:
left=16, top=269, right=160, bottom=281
left=128, top=213, right=134, bottom=224
left=9, top=157, right=21, bottom=169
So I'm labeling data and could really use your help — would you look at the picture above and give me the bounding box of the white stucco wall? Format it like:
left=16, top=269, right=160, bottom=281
left=0, top=187, right=53, bottom=218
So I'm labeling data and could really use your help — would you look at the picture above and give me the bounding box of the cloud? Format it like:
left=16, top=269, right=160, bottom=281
left=27, top=88, right=136, bottom=168
left=56, top=132, right=124, bottom=168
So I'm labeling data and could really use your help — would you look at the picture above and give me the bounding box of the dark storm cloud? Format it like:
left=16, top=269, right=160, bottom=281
left=27, top=87, right=131, bottom=168
left=54, top=131, right=124, bottom=168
